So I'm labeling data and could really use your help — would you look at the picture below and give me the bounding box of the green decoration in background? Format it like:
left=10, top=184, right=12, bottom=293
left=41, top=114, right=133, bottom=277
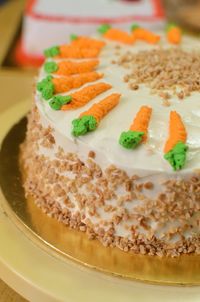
left=97, top=24, right=111, bottom=34
left=166, top=22, right=178, bottom=32
left=44, top=46, right=60, bottom=58
left=130, top=23, right=140, bottom=31
left=70, top=33, right=78, bottom=41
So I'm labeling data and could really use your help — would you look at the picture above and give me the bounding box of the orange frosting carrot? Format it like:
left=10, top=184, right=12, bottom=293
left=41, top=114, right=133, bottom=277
left=98, top=24, right=135, bottom=44
left=71, top=36, right=105, bottom=49
left=58, top=45, right=101, bottom=59
left=164, top=111, right=187, bottom=153
left=72, top=93, right=121, bottom=136
left=130, top=106, right=152, bottom=141
left=80, top=93, right=121, bottom=123
left=52, top=72, right=103, bottom=94
left=131, top=24, right=160, bottom=44
left=119, top=105, right=152, bottom=149
left=104, top=28, right=135, bottom=44
left=55, top=60, right=99, bottom=76
left=167, top=26, right=181, bottom=45
left=61, top=82, right=112, bottom=110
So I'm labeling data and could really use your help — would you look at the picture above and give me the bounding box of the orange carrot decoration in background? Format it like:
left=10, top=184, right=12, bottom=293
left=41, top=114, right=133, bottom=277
left=59, top=45, right=101, bottom=59
left=44, top=60, right=99, bottom=76
left=72, top=93, right=121, bottom=136
left=164, top=111, right=188, bottom=170
left=44, top=34, right=105, bottom=59
left=37, top=72, right=103, bottom=100
left=70, top=34, right=106, bottom=49
left=166, top=23, right=182, bottom=45
left=119, top=106, right=152, bottom=149
left=44, top=45, right=101, bottom=59
left=130, top=24, right=160, bottom=44
left=61, top=82, right=112, bottom=111
left=98, top=24, right=135, bottom=45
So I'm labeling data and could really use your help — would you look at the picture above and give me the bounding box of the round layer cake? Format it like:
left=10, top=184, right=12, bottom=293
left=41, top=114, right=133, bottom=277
left=21, top=26, right=200, bottom=257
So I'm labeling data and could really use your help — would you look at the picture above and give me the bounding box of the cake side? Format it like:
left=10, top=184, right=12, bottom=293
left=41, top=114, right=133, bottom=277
left=20, top=105, right=200, bottom=257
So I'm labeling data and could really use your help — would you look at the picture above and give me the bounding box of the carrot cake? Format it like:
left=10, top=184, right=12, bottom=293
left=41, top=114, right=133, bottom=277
left=21, top=24, right=200, bottom=257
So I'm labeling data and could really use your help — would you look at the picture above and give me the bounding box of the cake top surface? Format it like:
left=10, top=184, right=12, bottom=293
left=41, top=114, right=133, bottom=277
left=35, top=25, right=200, bottom=174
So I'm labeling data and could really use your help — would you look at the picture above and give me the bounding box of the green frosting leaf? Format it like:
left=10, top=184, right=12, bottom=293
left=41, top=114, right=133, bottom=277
left=130, top=23, right=140, bottom=32
left=44, top=46, right=60, bottom=58
left=37, top=75, right=52, bottom=91
left=97, top=24, right=111, bottom=35
left=36, top=76, right=54, bottom=100
left=44, top=61, right=58, bottom=73
left=72, top=115, right=97, bottom=137
left=164, top=141, right=188, bottom=171
left=49, top=99, right=61, bottom=110
left=52, top=95, right=72, bottom=105
left=166, top=22, right=177, bottom=32
left=49, top=95, right=72, bottom=110
left=70, top=33, right=78, bottom=41
left=119, top=130, right=144, bottom=149
left=42, top=84, right=54, bottom=100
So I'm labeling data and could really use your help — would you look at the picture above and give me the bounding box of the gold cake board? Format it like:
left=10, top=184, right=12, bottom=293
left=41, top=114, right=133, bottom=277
left=1, top=101, right=200, bottom=302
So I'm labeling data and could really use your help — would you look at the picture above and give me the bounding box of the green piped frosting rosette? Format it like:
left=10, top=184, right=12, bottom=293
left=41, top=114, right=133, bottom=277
left=49, top=95, right=72, bottom=110
left=44, top=46, right=60, bottom=58
left=72, top=115, right=97, bottom=137
left=37, top=76, right=54, bottom=100
left=164, top=141, right=188, bottom=171
left=119, top=130, right=144, bottom=149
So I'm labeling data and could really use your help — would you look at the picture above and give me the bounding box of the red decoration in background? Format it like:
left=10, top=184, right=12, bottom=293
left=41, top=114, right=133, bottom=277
left=15, top=0, right=164, bottom=68
left=25, top=0, right=163, bottom=23
left=14, top=39, right=44, bottom=68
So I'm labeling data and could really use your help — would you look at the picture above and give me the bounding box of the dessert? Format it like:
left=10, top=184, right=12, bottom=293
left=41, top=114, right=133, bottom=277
left=21, top=26, right=200, bottom=257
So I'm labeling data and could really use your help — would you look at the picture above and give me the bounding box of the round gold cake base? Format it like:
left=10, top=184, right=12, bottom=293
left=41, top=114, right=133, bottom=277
left=1, top=101, right=200, bottom=286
